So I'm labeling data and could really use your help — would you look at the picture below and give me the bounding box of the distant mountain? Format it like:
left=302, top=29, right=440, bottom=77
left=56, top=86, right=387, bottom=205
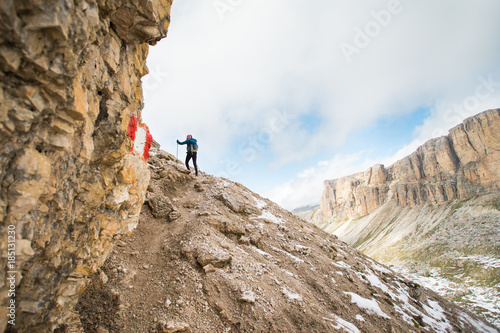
left=292, top=204, right=319, bottom=221
left=311, top=109, right=500, bottom=327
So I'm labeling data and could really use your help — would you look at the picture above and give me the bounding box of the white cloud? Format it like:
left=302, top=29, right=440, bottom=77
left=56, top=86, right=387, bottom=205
left=143, top=0, right=500, bottom=209
left=264, top=152, right=379, bottom=209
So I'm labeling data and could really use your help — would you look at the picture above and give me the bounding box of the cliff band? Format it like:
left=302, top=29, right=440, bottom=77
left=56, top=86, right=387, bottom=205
left=312, top=109, right=500, bottom=326
left=0, top=0, right=172, bottom=331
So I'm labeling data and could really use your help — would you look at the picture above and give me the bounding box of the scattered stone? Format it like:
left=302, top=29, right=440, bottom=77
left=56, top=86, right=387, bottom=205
left=149, top=196, right=173, bottom=219
left=196, top=248, right=232, bottom=268
left=194, top=183, right=205, bottom=192
left=99, top=271, right=109, bottom=284
left=157, top=320, right=190, bottom=333
left=168, top=210, right=181, bottom=221
left=72, top=114, right=499, bottom=333
left=238, top=236, right=250, bottom=245
left=116, top=240, right=127, bottom=247
left=183, top=201, right=197, bottom=209
left=207, top=217, right=245, bottom=236
left=96, top=326, right=109, bottom=333
left=239, top=290, right=256, bottom=303
left=203, top=264, right=216, bottom=273
left=216, top=193, right=245, bottom=213
left=249, top=232, right=262, bottom=246
left=295, top=245, right=311, bottom=255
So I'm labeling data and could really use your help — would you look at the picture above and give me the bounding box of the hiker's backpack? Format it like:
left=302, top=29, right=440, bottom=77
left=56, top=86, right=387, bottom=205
left=188, top=140, right=198, bottom=152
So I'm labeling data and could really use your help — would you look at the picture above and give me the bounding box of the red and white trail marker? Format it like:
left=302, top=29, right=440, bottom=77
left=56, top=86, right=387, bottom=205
left=127, top=115, right=153, bottom=161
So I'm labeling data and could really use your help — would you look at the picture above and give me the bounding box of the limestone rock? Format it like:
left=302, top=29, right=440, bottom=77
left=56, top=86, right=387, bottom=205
left=0, top=0, right=171, bottom=331
left=168, top=210, right=181, bottom=221
left=196, top=247, right=232, bottom=268
left=314, top=109, right=500, bottom=222
left=207, top=217, right=245, bottom=236
left=239, top=290, right=256, bottom=303
left=216, top=192, right=262, bottom=215
left=157, top=320, right=190, bottom=333
left=148, top=195, right=174, bottom=219
left=194, top=182, right=205, bottom=192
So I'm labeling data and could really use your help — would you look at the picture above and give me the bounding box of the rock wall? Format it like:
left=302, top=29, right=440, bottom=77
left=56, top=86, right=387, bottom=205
left=315, top=109, right=500, bottom=223
left=0, top=0, right=172, bottom=332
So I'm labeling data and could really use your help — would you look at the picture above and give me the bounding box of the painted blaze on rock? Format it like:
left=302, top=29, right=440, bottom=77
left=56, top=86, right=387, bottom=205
left=127, top=115, right=153, bottom=161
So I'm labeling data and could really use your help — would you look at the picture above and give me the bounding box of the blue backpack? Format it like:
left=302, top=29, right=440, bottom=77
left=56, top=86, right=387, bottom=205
left=188, top=140, right=198, bottom=152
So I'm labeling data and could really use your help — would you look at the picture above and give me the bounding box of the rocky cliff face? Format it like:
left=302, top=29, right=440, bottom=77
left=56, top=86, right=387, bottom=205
left=76, top=145, right=498, bottom=333
left=316, top=109, right=499, bottom=223
left=0, top=1, right=171, bottom=332
left=312, top=109, right=500, bottom=326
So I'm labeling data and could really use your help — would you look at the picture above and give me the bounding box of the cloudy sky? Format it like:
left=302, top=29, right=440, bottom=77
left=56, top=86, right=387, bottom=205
left=142, top=0, right=500, bottom=210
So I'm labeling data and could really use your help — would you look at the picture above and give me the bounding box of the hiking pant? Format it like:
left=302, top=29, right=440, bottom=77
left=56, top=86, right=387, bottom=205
left=186, top=152, right=198, bottom=176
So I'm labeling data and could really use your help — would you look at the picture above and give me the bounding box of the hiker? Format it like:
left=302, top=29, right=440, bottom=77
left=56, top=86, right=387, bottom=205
left=177, top=134, right=198, bottom=176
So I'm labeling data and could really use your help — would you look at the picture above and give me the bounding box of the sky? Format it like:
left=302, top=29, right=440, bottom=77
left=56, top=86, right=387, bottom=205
left=142, top=0, right=500, bottom=210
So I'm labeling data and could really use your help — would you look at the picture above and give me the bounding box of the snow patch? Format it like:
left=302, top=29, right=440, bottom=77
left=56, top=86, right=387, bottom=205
left=271, top=246, right=304, bottom=263
left=366, top=257, right=392, bottom=274
left=282, top=287, right=301, bottom=300
left=459, top=312, right=499, bottom=333
left=355, top=265, right=390, bottom=294
left=393, top=265, right=500, bottom=327
left=332, top=261, right=351, bottom=270
left=344, top=292, right=390, bottom=319
left=324, top=315, right=360, bottom=333
left=251, top=247, right=273, bottom=259
left=252, top=210, right=284, bottom=224
left=355, top=314, right=365, bottom=322
left=422, top=299, right=452, bottom=332
left=393, top=304, right=415, bottom=325
left=252, top=195, right=267, bottom=209
left=456, top=255, right=500, bottom=269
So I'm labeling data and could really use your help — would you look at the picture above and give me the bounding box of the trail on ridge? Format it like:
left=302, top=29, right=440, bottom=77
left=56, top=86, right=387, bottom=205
left=76, top=147, right=498, bottom=333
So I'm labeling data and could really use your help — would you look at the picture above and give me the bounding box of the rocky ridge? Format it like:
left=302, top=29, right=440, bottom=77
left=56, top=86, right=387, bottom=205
left=0, top=0, right=172, bottom=332
left=311, top=109, right=500, bottom=326
left=76, top=146, right=499, bottom=333
left=314, top=109, right=499, bottom=223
